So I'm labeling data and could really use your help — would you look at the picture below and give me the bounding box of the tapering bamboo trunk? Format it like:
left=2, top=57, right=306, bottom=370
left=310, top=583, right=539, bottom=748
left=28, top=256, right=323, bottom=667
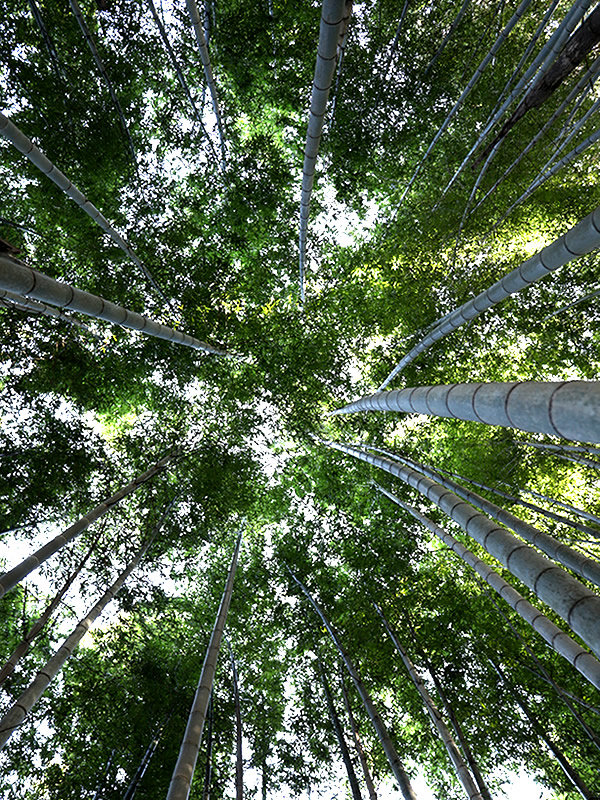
left=525, top=440, right=600, bottom=458
left=0, top=450, right=175, bottom=599
left=397, top=0, right=535, bottom=205
left=68, top=0, right=138, bottom=170
left=502, top=105, right=600, bottom=222
left=336, top=380, right=600, bottom=444
left=430, top=463, right=600, bottom=539
left=228, top=643, right=243, bottom=800
left=166, top=533, right=242, bottom=800
left=377, top=200, right=600, bottom=385
left=185, top=0, right=227, bottom=168
left=482, top=586, right=600, bottom=754
left=0, top=113, right=165, bottom=299
left=0, top=534, right=155, bottom=749
left=202, top=693, right=213, bottom=800
left=318, top=661, right=362, bottom=800
left=373, top=481, right=600, bottom=691
left=382, top=450, right=600, bottom=588
left=93, top=749, right=116, bottom=800
left=490, top=659, right=596, bottom=799
left=298, top=0, right=347, bottom=302
left=0, top=254, right=225, bottom=354
left=484, top=0, right=561, bottom=123
left=340, top=672, right=378, bottom=800
left=375, top=608, right=483, bottom=799
left=324, top=441, right=600, bottom=662
left=515, top=484, right=600, bottom=528
left=0, top=532, right=98, bottom=686
left=28, top=0, right=67, bottom=82
left=1, top=287, right=100, bottom=337
left=288, top=569, right=418, bottom=800
left=440, top=0, right=593, bottom=197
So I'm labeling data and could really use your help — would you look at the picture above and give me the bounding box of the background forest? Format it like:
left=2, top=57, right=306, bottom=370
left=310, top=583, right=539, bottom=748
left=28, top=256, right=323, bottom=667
left=1, top=0, right=600, bottom=797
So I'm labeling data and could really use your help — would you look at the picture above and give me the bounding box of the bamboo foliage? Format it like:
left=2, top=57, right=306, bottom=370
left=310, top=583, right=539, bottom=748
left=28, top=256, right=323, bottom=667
left=0, top=113, right=167, bottom=300
left=185, top=0, right=227, bottom=168
left=0, top=531, right=157, bottom=750
left=323, top=441, right=600, bottom=661
left=228, top=642, right=243, bottom=800
left=288, top=568, right=418, bottom=800
left=298, top=0, right=347, bottom=302
left=373, top=481, right=600, bottom=692
left=166, top=533, right=242, bottom=800
left=0, top=254, right=226, bottom=355
left=334, top=380, right=600, bottom=444
left=374, top=605, right=484, bottom=800
left=376, top=201, right=600, bottom=385
left=0, top=450, right=175, bottom=599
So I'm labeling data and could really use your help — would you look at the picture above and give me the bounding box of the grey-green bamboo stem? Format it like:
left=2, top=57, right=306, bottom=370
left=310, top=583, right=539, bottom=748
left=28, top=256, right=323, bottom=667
left=1, top=287, right=101, bottom=338
left=430, top=462, right=600, bottom=540
left=0, top=254, right=225, bottom=354
left=340, top=672, right=378, bottom=800
left=146, top=0, right=213, bottom=153
left=374, top=606, right=483, bottom=799
left=473, top=52, right=600, bottom=213
left=410, top=643, right=492, bottom=800
left=499, top=125, right=600, bottom=225
left=0, top=450, right=175, bottom=599
left=377, top=202, right=600, bottom=385
left=323, top=440, right=600, bottom=661
left=335, top=380, right=600, bottom=445
left=397, top=0, right=534, bottom=205
left=0, top=535, right=154, bottom=749
left=185, top=0, right=226, bottom=168
left=288, top=568, right=418, bottom=800
left=513, top=483, right=600, bottom=529
left=481, top=585, right=600, bottom=754
left=166, top=533, right=242, bottom=800
left=373, top=481, right=600, bottom=691
left=299, top=0, right=347, bottom=302
left=422, top=0, right=472, bottom=78
left=0, top=112, right=166, bottom=300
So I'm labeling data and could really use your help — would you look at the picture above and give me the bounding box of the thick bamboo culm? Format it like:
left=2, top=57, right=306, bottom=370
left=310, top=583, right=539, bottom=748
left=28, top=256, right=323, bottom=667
left=0, top=112, right=165, bottom=298
left=374, top=483, right=600, bottom=692
left=378, top=202, right=600, bottom=385
left=324, top=441, right=600, bottom=660
left=334, top=380, right=600, bottom=444
left=0, top=255, right=225, bottom=355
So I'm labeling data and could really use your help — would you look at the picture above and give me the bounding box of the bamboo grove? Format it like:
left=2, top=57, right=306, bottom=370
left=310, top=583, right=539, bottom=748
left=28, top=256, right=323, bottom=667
left=2, top=0, right=600, bottom=797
